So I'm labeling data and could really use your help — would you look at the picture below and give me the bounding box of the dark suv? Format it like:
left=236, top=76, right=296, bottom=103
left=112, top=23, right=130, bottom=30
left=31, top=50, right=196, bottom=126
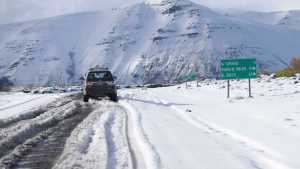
left=83, top=68, right=118, bottom=102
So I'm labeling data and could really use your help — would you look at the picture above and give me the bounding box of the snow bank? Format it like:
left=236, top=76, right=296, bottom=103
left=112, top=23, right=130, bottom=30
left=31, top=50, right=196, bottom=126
left=0, top=93, right=66, bottom=119
left=0, top=93, right=73, bottom=128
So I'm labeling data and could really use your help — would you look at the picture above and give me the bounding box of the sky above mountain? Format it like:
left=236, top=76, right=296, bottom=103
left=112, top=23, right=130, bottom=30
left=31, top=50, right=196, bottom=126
left=1, top=0, right=300, bottom=25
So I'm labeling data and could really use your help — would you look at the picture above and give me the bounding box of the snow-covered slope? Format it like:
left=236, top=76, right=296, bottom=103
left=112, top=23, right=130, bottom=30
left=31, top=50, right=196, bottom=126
left=0, top=11, right=115, bottom=86
left=230, top=10, right=300, bottom=30
left=276, top=10, right=300, bottom=30
left=1, top=0, right=300, bottom=86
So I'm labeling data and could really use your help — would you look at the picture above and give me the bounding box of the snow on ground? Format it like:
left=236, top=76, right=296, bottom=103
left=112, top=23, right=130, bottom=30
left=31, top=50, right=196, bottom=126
left=54, top=101, right=134, bottom=169
left=0, top=98, right=81, bottom=167
left=1, top=76, right=299, bottom=169
left=118, top=76, right=300, bottom=169
left=0, top=92, right=67, bottom=119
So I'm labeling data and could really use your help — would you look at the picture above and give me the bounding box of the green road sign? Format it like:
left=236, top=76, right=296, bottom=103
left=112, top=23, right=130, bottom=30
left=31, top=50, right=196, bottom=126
left=180, top=71, right=198, bottom=81
left=221, top=58, right=257, bottom=80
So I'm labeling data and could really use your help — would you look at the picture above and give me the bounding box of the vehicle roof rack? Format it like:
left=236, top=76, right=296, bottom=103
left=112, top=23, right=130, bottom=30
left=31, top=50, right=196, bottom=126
left=89, top=67, right=109, bottom=71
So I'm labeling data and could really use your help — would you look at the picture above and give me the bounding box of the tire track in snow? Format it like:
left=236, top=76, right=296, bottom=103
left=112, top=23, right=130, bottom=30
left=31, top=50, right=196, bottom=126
left=53, top=101, right=135, bottom=169
left=104, top=106, right=134, bottom=169
left=10, top=103, right=93, bottom=169
left=0, top=102, right=78, bottom=159
left=125, top=107, right=138, bottom=169
left=120, top=101, right=161, bottom=169
left=152, top=95, right=295, bottom=169
left=52, top=102, right=108, bottom=169
left=0, top=95, right=91, bottom=168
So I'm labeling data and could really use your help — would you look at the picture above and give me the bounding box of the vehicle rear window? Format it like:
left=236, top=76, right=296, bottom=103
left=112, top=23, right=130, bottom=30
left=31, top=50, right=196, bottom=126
left=87, top=71, right=113, bottom=82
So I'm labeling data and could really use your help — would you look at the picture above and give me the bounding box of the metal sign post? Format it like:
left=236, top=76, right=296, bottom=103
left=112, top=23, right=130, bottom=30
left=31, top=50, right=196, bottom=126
left=227, top=80, right=230, bottom=98
left=248, top=78, right=252, bottom=97
left=220, top=58, right=257, bottom=98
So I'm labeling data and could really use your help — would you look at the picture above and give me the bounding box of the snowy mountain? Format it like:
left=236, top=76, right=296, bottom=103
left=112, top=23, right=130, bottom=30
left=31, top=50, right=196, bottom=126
left=1, top=0, right=300, bottom=86
left=230, top=10, right=300, bottom=30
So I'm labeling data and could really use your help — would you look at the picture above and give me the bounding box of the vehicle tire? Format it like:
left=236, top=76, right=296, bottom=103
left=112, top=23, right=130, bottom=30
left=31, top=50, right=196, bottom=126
left=83, top=95, right=89, bottom=102
left=110, top=94, right=118, bottom=102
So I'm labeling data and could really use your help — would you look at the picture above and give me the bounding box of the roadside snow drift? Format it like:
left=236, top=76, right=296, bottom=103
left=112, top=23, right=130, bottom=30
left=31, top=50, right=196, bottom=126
left=0, top=93, right=64, bottom=119
left=119, top=76, right=300, bottom=169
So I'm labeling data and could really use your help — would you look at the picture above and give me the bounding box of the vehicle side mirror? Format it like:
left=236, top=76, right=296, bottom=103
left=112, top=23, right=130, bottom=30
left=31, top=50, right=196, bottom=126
left=79, top=76, right=85, bottom=81
left=113, top=76, right=117, bottom=80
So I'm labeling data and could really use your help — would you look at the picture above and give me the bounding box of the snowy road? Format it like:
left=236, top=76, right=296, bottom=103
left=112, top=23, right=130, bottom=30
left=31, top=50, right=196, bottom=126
left=0, top=93, right=95, bottom=168
left=120, top=77, right=300, bottom=169
left=0, top=76, right=299, bottom=169
left=54, top=101, right=136, bottom=169
left=0, top=92, right=137, bottom=169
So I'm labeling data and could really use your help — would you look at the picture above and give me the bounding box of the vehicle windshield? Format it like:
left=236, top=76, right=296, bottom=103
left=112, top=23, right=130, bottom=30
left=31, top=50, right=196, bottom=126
left=87, top=71, right=113, bottom=82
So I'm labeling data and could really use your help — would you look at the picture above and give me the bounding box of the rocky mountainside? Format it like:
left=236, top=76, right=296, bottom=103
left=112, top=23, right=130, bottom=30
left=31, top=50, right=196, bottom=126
left=1, top=0, right=300, bottom=86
